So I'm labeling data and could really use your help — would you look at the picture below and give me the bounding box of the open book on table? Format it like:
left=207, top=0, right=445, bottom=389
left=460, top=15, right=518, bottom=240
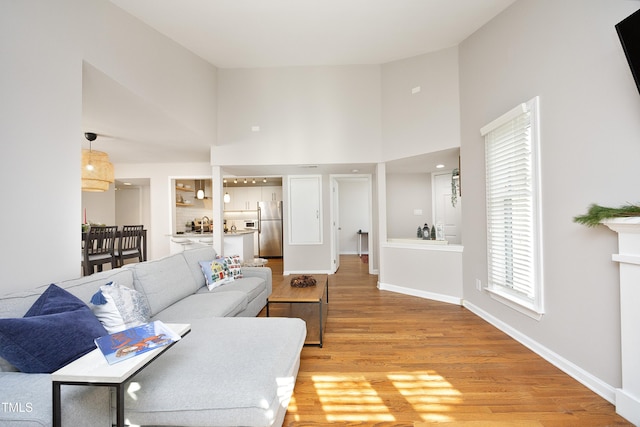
left=95, top=320, right=181, bottom=365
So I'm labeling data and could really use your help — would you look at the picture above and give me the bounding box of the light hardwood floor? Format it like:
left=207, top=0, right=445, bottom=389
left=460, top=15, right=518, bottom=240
left=261, top=255, right=630, bottom=427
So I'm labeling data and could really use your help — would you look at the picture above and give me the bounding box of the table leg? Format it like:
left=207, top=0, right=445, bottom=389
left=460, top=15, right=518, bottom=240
left=52, top=381, right=61, bottom=427
left=326, top=278, right=329, bottom=304
left=318, top=300, right=323, bottom=348
left=116, top=383, right=125, bottom=427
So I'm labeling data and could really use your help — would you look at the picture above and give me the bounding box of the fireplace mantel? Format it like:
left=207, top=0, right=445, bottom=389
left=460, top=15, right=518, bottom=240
left=602, top=217, right=640, bottom=425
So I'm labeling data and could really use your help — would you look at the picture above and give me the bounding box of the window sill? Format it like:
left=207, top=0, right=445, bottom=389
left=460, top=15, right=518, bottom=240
left=486, top=287, right=544, bottom=321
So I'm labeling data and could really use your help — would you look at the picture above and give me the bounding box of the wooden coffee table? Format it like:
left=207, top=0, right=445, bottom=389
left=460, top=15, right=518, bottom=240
left=267, top=274, right=328, bottom=347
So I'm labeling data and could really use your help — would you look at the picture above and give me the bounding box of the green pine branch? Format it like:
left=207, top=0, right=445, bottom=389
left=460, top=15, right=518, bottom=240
left=573, top=204, right=640, bottom=227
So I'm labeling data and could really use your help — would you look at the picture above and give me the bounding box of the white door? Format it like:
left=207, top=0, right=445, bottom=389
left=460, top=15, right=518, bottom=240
left=433, top=172, right=462, bottom=244
left=331, top=179, right=340, bottom=273
left=288, top=175, right=322, bottom=245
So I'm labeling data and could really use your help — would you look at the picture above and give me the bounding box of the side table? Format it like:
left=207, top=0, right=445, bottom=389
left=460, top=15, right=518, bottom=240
left=51, top=323, right=190, bottom=427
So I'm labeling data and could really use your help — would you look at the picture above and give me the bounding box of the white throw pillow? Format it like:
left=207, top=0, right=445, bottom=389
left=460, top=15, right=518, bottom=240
left=90, top=282, right=151, bottom=333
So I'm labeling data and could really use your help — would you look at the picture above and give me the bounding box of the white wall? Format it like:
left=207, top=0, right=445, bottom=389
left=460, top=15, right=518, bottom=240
left=82, top=185, right=116, bottom=225
left=116, top=185, right=150, bottom=228
left=379, top=245, right=463, bottom=304
left=386, top=173, right=433, bottom=238
left=381, top=47, right=460, bottom=160
left=0, top=0, right=217, bottom=293
left=213, top=65, right=382, bottom=166
left=459, top=0, right=640, bottom=396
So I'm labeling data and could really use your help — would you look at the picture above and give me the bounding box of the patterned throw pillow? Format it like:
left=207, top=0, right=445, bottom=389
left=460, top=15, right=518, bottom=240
left=90, top=282, right=151, bottom=334
left=199, top=259, right=234, bottom=290
left=222, top=255, right=243, bottom=279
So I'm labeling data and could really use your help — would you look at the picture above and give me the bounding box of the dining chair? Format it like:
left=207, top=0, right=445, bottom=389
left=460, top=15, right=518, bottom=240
left=82, top=225, right=118, bottom=276
left=115, top=225, right=144, bottom=267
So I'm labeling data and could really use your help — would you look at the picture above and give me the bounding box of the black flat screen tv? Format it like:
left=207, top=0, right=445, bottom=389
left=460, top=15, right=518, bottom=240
left=616, top=8, right=640, bottom=95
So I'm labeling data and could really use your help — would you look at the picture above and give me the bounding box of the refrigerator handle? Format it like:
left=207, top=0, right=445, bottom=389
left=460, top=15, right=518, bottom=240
left=257, top=206, right=261, bottom=233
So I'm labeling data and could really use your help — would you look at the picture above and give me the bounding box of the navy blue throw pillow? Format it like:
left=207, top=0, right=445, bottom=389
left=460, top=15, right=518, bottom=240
left=0, top=284, right=108, bottom=373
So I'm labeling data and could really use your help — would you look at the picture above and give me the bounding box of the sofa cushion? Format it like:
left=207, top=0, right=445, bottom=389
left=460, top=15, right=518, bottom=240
left=0, top=284, right=107, bottom=373
left=181, top=246, right=218, bottom=289
left=90, top=282, right=151, bottom=333
left=124, top=317, right=306, bottom=427
left=127, top=254, right=199, bottom=316
left=200, top=276, right=266, bottom=303
left=0, top=269, right=134, bottom=320
left=152, top=291, right=248, bottom=321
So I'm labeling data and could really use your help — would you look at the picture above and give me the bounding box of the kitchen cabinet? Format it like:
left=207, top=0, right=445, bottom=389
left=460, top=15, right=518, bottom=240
left=225, top=187, right=260, bottom=211
left=261, top=186, right=282, bottom=202
left=288, top=175, right=322, bottom=245
left=223, top=187, right=236, bottom=210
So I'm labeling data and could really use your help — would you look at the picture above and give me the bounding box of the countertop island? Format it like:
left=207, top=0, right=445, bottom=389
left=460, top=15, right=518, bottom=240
left=168, top=230, right=256, bottom=262
left=223, top=230, right=256, bottom=262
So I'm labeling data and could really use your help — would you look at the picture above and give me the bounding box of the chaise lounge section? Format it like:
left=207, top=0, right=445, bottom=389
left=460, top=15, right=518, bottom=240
left=0, top=247, right=306, bottom=426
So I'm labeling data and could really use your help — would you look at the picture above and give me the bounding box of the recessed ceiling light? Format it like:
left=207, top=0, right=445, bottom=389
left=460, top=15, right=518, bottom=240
left=123, top=182, right=132, bottom=186
left=436, top=164, right=445, bottom=169
left=352, top=169, right=359, bottom=173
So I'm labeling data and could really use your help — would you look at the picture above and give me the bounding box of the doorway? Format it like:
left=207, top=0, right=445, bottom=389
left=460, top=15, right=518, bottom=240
left=330, top=175, right=373, bottom=274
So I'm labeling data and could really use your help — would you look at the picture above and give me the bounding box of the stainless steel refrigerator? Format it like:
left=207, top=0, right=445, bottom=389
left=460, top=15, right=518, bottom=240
left=258, top=201, right=283, bottom=258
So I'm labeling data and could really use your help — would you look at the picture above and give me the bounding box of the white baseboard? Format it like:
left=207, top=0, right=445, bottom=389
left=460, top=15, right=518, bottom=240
left=616, top=388, right=640, bottom=426
left=463, top=300, right=618, bottom=405
left=377, top=282, right=462, bottom=306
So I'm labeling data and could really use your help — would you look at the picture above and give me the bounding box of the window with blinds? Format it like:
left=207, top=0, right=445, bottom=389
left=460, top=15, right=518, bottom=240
left=480, top=96, right=543, bottom=318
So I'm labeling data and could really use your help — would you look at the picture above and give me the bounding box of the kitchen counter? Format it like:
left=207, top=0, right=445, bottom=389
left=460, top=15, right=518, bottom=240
left=168, top=232, right=214, bottom=254
left=168, top=230, right=256, bottom=258
left=223, top=230, right=255, bottom=262
left=223, top=230, right=256, bottom=235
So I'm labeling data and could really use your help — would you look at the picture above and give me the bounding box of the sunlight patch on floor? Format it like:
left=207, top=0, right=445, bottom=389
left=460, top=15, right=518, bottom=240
left=388, top=371, right=462, bottom=422
left=312, top=374, right=396, bottom=422
left=302, top=371, right=462, bottom=423
left=286, top=395, right=300, bottom=421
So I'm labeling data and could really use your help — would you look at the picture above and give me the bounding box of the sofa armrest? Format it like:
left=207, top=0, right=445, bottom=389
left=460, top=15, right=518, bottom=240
left=241, top=267, right=272, bottom=295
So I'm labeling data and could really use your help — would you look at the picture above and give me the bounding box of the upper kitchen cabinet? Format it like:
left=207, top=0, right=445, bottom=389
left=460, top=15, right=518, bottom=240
left=261, top=186, right=282, bottom=202
left=225, top=186, right=261, bottom=211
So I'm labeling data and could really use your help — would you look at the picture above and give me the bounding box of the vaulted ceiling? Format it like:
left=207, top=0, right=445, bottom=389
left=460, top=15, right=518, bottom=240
left=84, top=1, right=514, bottom=174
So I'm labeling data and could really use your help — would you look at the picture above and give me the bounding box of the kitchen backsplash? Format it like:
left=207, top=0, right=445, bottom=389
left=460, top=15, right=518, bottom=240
left=176, top=206, right=212, bottom=232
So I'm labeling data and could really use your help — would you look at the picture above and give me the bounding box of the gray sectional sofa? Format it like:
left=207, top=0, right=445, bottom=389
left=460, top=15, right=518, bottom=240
left=0, top=246, right=306, bottom=427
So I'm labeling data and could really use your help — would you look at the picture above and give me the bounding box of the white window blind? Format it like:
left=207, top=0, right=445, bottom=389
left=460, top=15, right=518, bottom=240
left=481, top=97, right=543, bottom=318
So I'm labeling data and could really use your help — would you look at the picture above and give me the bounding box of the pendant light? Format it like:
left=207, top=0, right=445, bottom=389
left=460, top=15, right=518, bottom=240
left=223, top=179, right=231, bottom=203
left=81, top=132, right=114, bottom=192
left=195, top=179, right=210, bottom=199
